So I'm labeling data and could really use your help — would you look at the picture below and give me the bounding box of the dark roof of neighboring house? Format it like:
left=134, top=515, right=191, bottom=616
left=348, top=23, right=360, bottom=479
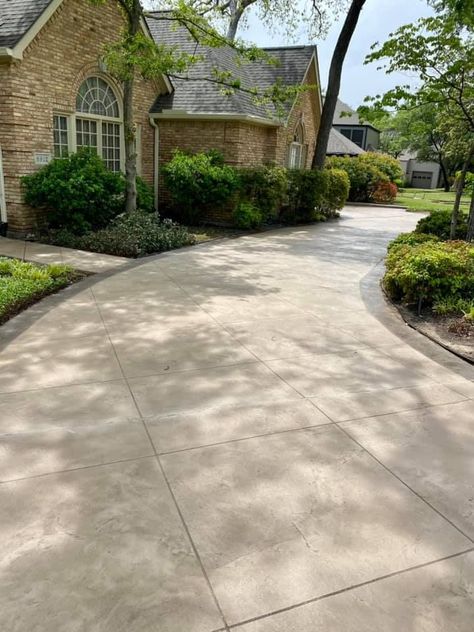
left=327, top=128, right=364, bottom=156
left=332, top=97, right=380, bottom=132
left=147, top=12, right=316, bottom=121
left=0, top=0, right=53, bottom=47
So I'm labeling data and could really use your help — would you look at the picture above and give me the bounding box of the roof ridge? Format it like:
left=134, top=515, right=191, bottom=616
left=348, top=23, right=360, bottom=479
left=263, top=45, right=316, bottom=51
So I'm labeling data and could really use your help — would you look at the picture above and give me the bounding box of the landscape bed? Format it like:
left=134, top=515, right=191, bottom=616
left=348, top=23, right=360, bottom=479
left=0, top=258, right=83, bottom=325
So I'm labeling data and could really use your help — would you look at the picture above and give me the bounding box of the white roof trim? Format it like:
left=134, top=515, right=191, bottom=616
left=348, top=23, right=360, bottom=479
left=8, top=0, right=65, bottom=59
left=150, top=111, right=279, bottom=127
left=0, top=46, right=21, bottom=60
left=2, top=0, right=172, bottom=96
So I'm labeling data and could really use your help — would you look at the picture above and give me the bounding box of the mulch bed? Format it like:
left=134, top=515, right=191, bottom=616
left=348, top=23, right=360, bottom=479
left=397, top=304, right=474, bottom=363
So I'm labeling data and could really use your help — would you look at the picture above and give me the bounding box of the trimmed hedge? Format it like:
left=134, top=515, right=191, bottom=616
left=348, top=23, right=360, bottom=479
left=326, top=153, right=400, bottom=203
left=384, top=239, right=474, bottom=307
left=162, top=150, right=240, bottom=224
left=239, top=165, right=288, bottom=222
left=162, top=150, right=350, bottom=227
left=22, top=149, right=155, bottom=234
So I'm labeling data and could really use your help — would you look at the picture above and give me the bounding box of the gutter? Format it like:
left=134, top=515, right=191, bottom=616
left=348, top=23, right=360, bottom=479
left=149, top=117, right=160, bottom=211
left=149, top=111, right=279, bottom=127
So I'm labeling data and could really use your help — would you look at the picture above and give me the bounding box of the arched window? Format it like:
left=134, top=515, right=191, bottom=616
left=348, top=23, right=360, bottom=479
left=52, top=76, right=123, bottom=172
left=287, top=121, right=308, bottom=169
left=75, top=77, right=122, bottom=172
left=76, top=76, right=120, bottom=117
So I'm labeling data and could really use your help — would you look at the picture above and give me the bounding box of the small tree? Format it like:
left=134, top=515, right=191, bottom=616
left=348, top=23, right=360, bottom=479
left=91, top=1, right=299, bottom=214
left=365, top=15, right=474, bottom=238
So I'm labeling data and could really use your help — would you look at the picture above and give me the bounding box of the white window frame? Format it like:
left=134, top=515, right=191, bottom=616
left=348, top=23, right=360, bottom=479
left=287, top=121, right=307, bottom=169
left=51, top=77, right=125, bottom=172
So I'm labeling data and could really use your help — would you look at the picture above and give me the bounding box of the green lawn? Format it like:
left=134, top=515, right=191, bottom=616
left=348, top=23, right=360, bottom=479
left=396, top=188, right=470, bottom=213
left=0, top=258, right=79, bottom=324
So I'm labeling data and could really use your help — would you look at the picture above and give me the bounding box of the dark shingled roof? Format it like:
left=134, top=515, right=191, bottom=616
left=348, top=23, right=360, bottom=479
left=147, top=12, right=316, bottom=121
left=0, top=0, right=53, bottom=48
left=327, top=128, right=364, bottom=156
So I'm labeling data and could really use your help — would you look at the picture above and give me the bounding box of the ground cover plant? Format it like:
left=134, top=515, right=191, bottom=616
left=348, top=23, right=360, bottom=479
left=43, top=210, right=196, bottom=258
left=0, top=258, right=79, bottom=324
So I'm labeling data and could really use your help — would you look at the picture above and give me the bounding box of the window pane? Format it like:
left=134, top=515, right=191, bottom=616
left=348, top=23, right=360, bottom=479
left=350, top=129, right=364, bottom=146
left=76, top=118, right=98, bottom=151
left=102, top=122, right=121, bottom=172
left=53, top=115, right=69, bottom=158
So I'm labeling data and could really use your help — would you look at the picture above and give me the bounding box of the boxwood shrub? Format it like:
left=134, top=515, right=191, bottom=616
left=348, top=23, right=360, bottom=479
left=162, top=150, right=240, bottom=224
left=384, top=239, right=474, bottom=307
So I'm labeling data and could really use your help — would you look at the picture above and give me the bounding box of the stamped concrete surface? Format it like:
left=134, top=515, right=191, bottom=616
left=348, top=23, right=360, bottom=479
left=0, top=206, right=473, bottom=631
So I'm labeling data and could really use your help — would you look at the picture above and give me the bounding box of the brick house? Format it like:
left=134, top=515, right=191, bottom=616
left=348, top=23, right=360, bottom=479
left=0, top=0, right=323, bottom=234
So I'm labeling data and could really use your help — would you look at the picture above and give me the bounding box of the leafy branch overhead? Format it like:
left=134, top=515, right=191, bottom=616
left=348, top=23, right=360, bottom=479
left=364, top=16, right=474, bottom=131
left=101, top=2, right=310, bottom=116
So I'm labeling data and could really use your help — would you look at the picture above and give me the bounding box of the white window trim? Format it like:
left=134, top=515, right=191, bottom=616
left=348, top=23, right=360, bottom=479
left=53, top=112, right=125, bottom=172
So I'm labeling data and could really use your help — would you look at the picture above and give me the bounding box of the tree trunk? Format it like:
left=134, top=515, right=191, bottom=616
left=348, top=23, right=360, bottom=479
left=466, top=186, right=474, bottom=242
left=123, top=77, right=137, bottom=214
left=123, top=2, right=140, bottom=214
left=450, top=145, right=473, bottom=239
left=311, top=0, right=366, bottom=169
left=439, top=160, right=450, bottom=192
left=226, top=1, right=244, bottom=41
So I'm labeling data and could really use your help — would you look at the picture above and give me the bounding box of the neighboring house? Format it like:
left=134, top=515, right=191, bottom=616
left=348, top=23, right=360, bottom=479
left=0, top=1, right=323, bottom=234
left=327, top=127, right=364, bottom=157
left=399, top=151, right=443, bottom=189
left=332, top=98, right=380, bottom=151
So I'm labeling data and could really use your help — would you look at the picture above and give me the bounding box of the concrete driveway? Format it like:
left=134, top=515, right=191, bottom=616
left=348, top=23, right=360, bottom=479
left=1, top=205, right=473, bottom=631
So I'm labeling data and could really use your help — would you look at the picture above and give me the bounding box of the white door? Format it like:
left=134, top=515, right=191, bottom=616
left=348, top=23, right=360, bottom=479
left=0, top=145, right=7, bottom=223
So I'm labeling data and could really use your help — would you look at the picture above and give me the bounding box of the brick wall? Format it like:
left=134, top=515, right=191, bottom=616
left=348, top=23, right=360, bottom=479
left=156, top=60, right=321, bottom=223
left=0, top=0, right=159, bottom=233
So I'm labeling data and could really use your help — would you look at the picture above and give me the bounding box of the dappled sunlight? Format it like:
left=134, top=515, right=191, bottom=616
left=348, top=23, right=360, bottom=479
left=1, top=206, right=473, bottom=630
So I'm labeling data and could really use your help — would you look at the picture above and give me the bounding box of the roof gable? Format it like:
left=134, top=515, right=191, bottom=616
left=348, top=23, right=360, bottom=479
left=0, top=0, right=53, bottom=48
left=327, top=128, right=365, bottom=156
left=147, top=12, right=317, bottom=123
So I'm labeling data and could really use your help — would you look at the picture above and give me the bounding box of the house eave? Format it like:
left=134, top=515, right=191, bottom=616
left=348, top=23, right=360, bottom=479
left=149, top=111, right=279, bottom=127
left=0, top=47, right=22, bottom=60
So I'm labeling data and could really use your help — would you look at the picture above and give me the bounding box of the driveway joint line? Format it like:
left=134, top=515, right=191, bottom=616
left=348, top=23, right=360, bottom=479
left=0, top=453, right=156, bottom=485
left=90, top=288, right=230, bottom=632
left=335, top=422, right=474, bottom=543
left=226, top=546, right=474, bottom=629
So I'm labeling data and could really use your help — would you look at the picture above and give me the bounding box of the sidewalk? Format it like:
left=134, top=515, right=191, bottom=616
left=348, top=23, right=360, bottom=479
left=0, top=236, right=128, bottom=273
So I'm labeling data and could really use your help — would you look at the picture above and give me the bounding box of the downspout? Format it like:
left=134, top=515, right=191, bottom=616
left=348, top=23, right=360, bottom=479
left=149, top=117, right=159, bottom=212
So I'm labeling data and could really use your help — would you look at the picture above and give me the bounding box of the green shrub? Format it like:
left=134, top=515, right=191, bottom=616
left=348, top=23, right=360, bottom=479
left=323, top=168, right=350, bottom=216
left=233, top=201, right=263, bottom=229
left=415, top=209, right=468, bottom=240
left=44, top=210, right=195, bottom=258
left=22, top=149, right=156, bottom=234
left=326, top=155, right=388, bottom=202
left=433, top=297, right=474, bottom=316
left=387, top=232, right=440, bottom=251
left=238, top=166, right=288, bottom=222
left=162, top=150, right=240, bottom=224
left=384, top=240, right=474, bottom=306
left=358, top=152, right=404, bottom=185
left=284, top=169, right=330, bottom=223
left=135, top=177, right=155, bottom=212
left=23, top=150, right=123, bottom=234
